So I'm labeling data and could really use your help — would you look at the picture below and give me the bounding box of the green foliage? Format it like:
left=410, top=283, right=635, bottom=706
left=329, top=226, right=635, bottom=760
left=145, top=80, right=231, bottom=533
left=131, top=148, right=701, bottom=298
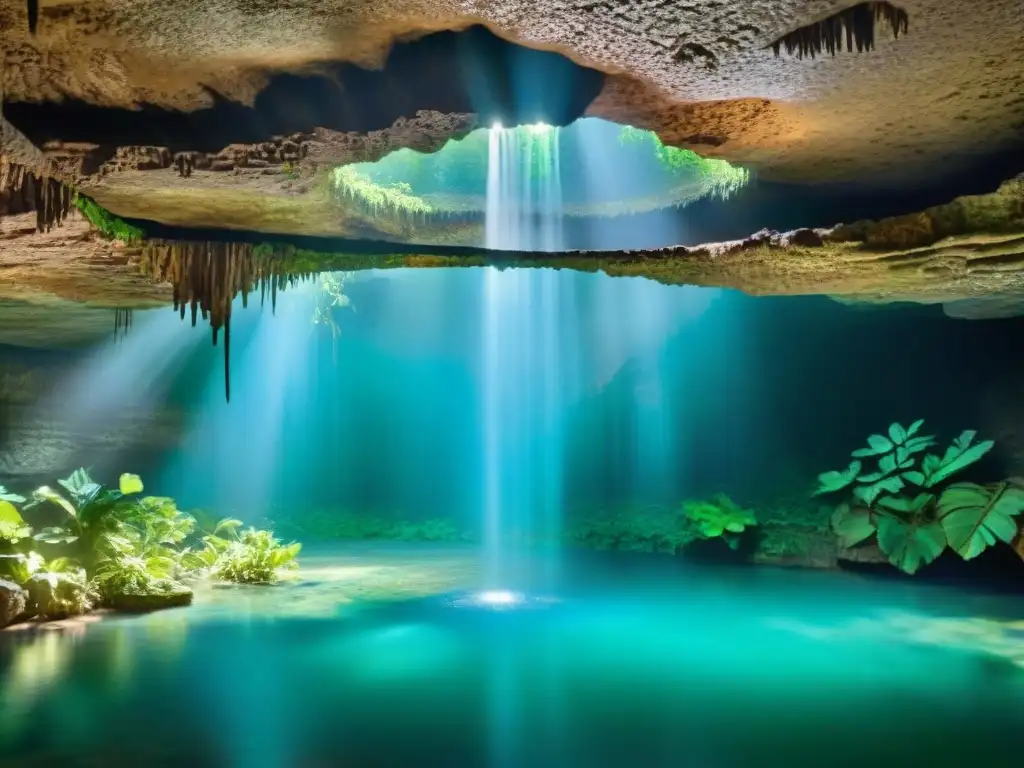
left=74, top=195, right=146, bottom=244
left=875, top=516, right=947, bottom=575
left=566, top=505, right=699, bottom=554
left=24, top=468, right=144, bottom=565
left=617, top=126, right=750, bottom=200
left=682, top=494, right=757, bottom=546
left=92, top=495, right=198, bottom=603
left=817, top=420, right=1008, bottom=574
left=936, top=481, right=1024, bottom=559
left=0, top=470, right=253, bottom=617
left=199, top=519, right=301, bottom=584
left=813, top=461, right=863, bottom=495
left=567, top=495, right=756, bottom=554
left=0, top=498, right=31, bottom=546
left=330, top=166, right=433, bottom=221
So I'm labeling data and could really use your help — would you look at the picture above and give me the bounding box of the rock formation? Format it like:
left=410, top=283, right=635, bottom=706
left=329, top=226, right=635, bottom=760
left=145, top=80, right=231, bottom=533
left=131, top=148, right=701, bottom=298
left=0, top=0, right=1019, bottom=228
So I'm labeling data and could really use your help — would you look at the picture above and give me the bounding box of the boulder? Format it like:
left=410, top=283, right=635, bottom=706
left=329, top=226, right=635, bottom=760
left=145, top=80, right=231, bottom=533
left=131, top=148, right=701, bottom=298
left=25, top=572, right=95, bottom=620
left=105, top=579, right=194, bottom=613
left=0, top=578, right=27, bottom=628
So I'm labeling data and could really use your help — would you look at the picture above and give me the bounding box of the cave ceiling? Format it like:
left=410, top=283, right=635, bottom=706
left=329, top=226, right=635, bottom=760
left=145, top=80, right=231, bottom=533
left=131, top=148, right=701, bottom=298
left=0, top=0, right=1023, bottom=323
left=0, top=0, right=1021, bottom=196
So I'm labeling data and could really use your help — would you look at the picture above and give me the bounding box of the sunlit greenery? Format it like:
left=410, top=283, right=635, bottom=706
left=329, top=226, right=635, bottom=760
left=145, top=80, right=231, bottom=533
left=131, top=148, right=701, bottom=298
left=349, top=118, right=750, bottom=216
left=75, top=195, right=146, bottom=243
left=197, top=519, right=301, bottom=584
left=815, top=420, right=1020, bottom=574
left=330, top=166, right=433, bottom=219
left=617, top=126, right=750, bottom=200
left=0, top=470, right=303, bottom=623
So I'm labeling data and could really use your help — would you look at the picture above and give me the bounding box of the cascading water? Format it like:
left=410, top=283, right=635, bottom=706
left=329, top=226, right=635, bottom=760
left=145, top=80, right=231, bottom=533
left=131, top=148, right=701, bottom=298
left=485, top=124, right=563, bottom=252
left=481, top=123, right=569, bottom=591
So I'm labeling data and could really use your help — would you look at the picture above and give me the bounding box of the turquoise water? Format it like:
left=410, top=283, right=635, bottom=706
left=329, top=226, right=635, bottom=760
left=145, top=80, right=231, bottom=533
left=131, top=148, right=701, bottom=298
left=2, top=546, right=1023, bottom=767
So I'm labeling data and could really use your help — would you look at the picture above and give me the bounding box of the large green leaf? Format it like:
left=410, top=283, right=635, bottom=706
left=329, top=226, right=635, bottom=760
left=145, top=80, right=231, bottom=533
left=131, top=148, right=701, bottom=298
left=853, top=475, right=904, bottom=506
left=922, top=431, right=994, bottom=488
left=876, top=516, right=947, bottom=574
left=57, top=468, right=102, bottom=507
left=876, top=493, right=935, bottom=515
left=937, top=482, right=1024, bottom=560
left=852, top=434, right=895, bottom=458
left=831, top=504, right=876, bottom=548
left=814, top=461, right=862, bottom=496
left=888, top=423, right=908, bottom=445
left=0, top=500, right=24, bottom=525
left=31, top=486, right=78, bottom=518
left=119, top=473, right=144, bottom=495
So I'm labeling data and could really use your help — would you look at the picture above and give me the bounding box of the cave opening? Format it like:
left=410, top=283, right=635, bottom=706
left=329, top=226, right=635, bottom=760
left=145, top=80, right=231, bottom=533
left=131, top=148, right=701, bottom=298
left=328, top=118, right=750, bottom=251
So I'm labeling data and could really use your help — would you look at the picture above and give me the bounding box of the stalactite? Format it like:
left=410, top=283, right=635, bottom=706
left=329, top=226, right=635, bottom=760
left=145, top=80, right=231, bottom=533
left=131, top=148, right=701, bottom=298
left=768, top=2, right=908, bottom=59
left=27, top=0, right=38, bottom=34
left=1, top=161, right=75, bottom=232
left=138, top=241, right=310, bottom=402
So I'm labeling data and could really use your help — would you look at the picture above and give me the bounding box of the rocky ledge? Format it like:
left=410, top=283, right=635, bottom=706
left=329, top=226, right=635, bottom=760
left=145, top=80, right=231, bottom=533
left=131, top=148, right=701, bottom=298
left=0, top=175, right=1022, bottom=319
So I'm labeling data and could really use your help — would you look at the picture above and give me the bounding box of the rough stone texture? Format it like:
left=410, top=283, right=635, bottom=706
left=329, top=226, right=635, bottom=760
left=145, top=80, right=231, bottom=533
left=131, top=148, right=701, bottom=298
left=0, top=350, right=186, bottom=486
left=0, top=0, right=1021, bottom=191
left=2, top=176, right=1024, bottom=315
left=0, top=213, right=170, bottom=308
left=0, top=578, right=28, bottom=629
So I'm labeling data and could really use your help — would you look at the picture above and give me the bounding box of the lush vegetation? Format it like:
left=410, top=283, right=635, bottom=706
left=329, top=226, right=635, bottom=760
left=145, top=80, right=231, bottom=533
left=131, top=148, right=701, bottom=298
left=197, top=519, right=300, bottom=584
left=565, top=494, right=757, bottom=554
left=815, top=420, right=1023, bottom=574
left=616, top=126, right=750, bottom=200
left=0, top=470, right=301, bottom=624
left=75, top=195, right=146, bottom=244
left=347, top=120, right=750, bottom=217
left=330, top=166, right=433, bottom=221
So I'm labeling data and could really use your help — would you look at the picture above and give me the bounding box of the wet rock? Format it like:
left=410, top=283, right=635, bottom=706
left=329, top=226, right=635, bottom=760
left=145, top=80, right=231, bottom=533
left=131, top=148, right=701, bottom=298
left=105, top=579, right=194, bottom=613
left=864, top=212, right=936, bottom=250
left=25, top=572, right=95, bottom=620
left=837, top=543, right=889, bottom=565
left=786, top=228, right=825, bottom=248
left=0, top=578, right=28, bottom=628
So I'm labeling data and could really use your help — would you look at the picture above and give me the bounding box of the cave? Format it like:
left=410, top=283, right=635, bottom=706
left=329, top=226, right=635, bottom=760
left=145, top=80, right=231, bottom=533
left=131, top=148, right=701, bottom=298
left=2, top=3, right=1024, bottom=766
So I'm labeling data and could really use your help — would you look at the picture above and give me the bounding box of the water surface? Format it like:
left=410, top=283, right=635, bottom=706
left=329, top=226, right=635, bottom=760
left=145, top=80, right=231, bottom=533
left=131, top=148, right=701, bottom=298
left=2, top=546, right=1022, bottom=767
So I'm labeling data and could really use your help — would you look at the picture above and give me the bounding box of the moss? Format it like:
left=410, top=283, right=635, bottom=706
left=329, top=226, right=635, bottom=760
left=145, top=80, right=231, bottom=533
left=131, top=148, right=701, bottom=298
left=75, top=195, right=146, bottom=244
left=617, top=126, right=750, bottom=200
left=104, top=578, right=193, bottom=612
left=330, top=166, right=433, bottom=222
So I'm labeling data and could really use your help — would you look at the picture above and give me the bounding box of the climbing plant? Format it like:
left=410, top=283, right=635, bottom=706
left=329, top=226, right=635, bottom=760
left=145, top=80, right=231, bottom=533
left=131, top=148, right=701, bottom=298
left=814, top=420, right=1024, bottom=573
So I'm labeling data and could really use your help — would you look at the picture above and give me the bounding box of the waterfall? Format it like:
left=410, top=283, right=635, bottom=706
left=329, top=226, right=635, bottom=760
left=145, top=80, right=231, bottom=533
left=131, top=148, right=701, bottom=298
left=484, top=124, right=563, bottom=252
left=481, top=123, right=568, bottom=591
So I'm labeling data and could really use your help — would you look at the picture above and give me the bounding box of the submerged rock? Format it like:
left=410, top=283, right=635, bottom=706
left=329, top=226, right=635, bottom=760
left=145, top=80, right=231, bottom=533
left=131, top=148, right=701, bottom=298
left=0, top=578, right=28, bottom=628
left=105, top=579, right=193, bottom=613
